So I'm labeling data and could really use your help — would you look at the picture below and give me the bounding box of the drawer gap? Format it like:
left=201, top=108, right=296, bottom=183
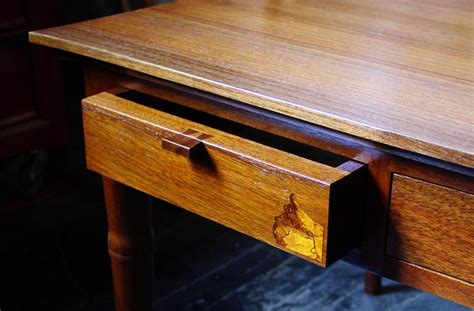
left=118, top=90, right=348, bottom=168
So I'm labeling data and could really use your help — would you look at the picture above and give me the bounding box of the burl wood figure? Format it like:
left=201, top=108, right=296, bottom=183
left=273, top=194, right=324, bottom=262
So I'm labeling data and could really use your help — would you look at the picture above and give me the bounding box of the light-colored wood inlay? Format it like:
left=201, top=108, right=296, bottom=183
left=273, top=194, right=324, bottom=261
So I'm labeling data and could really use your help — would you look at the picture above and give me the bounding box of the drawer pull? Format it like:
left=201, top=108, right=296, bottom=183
left=162, top=128, right=210, bottom=158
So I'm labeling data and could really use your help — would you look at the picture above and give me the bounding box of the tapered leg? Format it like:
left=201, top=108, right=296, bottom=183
left=364, top=271, right=382, bottom=295
left=102, top=176, right=154, bottom=311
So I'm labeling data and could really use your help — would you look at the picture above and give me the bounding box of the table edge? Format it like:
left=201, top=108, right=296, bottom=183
left=29, top=30, right=474, bottom=169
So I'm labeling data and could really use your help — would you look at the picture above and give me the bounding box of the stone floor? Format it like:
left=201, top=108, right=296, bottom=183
left=0, top=158, right=469, bottom=311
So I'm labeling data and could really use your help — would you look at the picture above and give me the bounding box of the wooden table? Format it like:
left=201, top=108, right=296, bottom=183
left=30, top=0, right=473, bottom=309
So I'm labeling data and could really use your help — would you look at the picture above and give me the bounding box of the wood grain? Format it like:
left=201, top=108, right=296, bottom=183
left=82, top=66, right=474, bottom=306
left=383, top=258, right=474, bottom=307
left=387, top=174, right=474, bottom=283
left=29, top=0, right=474, bottom=167
left=161, top=128, right=207, bottom=158
left=102, top=176, right=154, bottom=311
left=82, top=91, right=367, bottom=267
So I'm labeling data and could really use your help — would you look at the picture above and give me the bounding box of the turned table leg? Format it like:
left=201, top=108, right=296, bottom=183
left=102, top=176, right=155, bottom=311
left=364, top=271, right=382, bottom=295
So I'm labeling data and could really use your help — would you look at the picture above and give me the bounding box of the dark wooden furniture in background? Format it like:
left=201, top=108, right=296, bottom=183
left=0, top=1, right=67, bottom=198
left=0, top=1, right=66, bottom=160
left=30, top=1, right=474, bottom=310
left=0, top=0, right=159, bottom=161
left=0, top=0, right=146, bottom=201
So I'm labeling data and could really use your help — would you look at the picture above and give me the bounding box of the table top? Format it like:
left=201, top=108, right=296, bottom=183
left=29, top=0, right=474, bottom=168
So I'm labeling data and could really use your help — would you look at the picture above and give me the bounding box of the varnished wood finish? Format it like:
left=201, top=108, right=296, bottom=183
left=381, top=157, right=474, bottom=306
left=383, top=259, right=474, bottom=307
left=81, top=66, right=474, bottom=306
left=1, top=0, right=67, bottom=159
left=387, top=174, right=474, bottom=283
left=83, top=91, right=367, bottom=267
left=30, top=0, right=474, bottom=167
left=102, top=176, right=154, bottom=311
left=84, top=66, right=375, bottom=163
left=162, top=129, right=207, bottom=158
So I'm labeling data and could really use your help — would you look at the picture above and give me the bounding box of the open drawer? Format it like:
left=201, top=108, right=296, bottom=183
left=82, top=90, right=367, bottom=267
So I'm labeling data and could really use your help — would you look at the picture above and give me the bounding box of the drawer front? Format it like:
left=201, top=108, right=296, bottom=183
left=82, top=91, right=366, bottom=267
left=387, top=174, right=474, bottom=283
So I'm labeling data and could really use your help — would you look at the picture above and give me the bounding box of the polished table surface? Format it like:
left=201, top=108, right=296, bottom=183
left=30, top=0, right=474, bottom=168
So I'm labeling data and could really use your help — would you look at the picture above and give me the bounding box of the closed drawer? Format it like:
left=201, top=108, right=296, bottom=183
left=387, top=174, right=474, bottom=283
left=82, top=91, right=367, bottom=267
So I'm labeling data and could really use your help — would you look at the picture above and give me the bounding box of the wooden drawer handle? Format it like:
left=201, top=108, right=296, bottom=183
left=162, top=128, right=211, bottom=158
